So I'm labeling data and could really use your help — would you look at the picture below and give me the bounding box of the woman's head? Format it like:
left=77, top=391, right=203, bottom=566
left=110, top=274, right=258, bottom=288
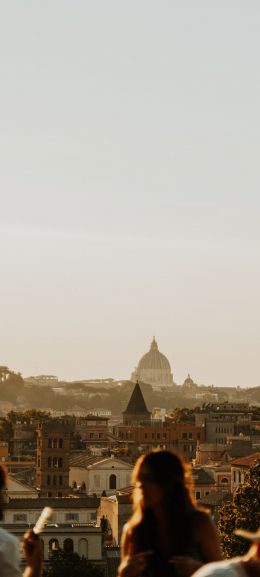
left=132, top=450, right=193, bottom=511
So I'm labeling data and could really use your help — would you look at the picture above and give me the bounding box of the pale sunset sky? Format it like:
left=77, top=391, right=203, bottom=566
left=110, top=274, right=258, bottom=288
left=0, top=1, right=260, bottom=386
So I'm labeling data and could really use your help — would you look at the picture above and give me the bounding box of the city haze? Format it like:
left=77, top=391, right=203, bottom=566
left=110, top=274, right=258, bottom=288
left=1, top=1, right=260, bottom=386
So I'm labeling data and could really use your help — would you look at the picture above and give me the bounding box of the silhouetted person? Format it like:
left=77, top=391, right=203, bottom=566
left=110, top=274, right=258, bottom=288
left=118, top=450, right=222, bottom=577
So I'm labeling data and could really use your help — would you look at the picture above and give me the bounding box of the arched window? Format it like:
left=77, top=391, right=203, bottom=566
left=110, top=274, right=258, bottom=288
left=109, top=474, right=117, bottom=490
left=64, top=538, right=74, bottom=553
left=221, top=477, right=229, bottom=484
left=48, top=539, right=59, bottom=556
left=78, top=538, right=88, bottom=558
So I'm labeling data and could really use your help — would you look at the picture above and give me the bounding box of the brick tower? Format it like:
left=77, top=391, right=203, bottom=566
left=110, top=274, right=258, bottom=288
left=36, top=420, right=70, bottom=497
left=123, top=381, right=151, bottom=425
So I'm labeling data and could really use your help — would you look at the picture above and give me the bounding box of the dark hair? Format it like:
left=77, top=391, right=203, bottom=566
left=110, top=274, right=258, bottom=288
left=0, top=464, right=7, bottom=490
left=122, top=450, right=196, bottom=558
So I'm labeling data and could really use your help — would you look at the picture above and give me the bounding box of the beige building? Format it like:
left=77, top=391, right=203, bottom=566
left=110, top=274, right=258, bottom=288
left=231, top=452, right=259, bottom=493
left=98, top=490, right=132, bottom=546
left=3, top=497, right=102, bottom=562
left=69, top=455, right=133, bottom=496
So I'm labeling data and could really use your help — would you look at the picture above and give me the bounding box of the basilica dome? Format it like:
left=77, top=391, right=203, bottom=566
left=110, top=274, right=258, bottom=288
left=131, top=337, right=174, bottom=390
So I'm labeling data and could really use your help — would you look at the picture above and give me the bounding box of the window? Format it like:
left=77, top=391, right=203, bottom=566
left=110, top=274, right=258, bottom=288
left=197, top=433, right=200, bottom=440
left=59, top=439, right=63, bottom=449
left=109, top=474, right=117, bottom=489
left=99, top=433, right=103, bottom=438
left=53, top=475, right=57, bottom=485
left=48, top=439, right=52, bottom=448
left=157, top=433, right=160, bottom=439
left=195, top=491, right=201, bottom=500
left=59, top=475, right=63, bottom=485
left=58, top=457, right=63, bottom=468
left=78, top=538, right=88, bottom=558
left=53, top=439, right=58, bottom=448
left=65, top=513, right=79, bottom=521
left=49, top=539, right=59, bottom=556
left=144, top=433, right=148, bottom=439
left=90, top=512, right=96, bottom=521
left=188, top=432, right=192, bottom=439
left=64, top=538, right=74, bottom=553
left=53, top=457, right=58, bottom=468
left=13, top=513, right=27, bottom=522
left=47, top=492, right=52, bottom=497
left=182, top=432, right=187, bottom=439
left=47, top=475, right=51, bottom=485
left=48, top=457, right=51, bottom=468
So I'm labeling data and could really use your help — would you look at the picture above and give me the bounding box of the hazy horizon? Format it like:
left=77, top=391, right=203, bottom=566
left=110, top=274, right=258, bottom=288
left=1, top=2, right=260, bottom=388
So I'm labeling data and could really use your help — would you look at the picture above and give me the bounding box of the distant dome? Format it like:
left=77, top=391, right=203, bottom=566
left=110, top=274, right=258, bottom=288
left=138, top=338, right=171, bottom=372
left=131, top=338, right=173, bottom=390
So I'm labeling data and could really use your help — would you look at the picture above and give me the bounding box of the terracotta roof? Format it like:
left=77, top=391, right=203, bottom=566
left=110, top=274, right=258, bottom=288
left=123, top=382, right=150, bottom=415
left=231, top=452, right=260, bottom=467
left=6, top=497, right=99, bottom=508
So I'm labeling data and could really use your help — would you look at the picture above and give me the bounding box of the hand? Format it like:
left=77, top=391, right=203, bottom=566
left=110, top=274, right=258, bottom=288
left=169, top=556, right=202, bottom=577
left=22, top=530, right=43, bottom=570
left=118, top=551, right=153, bottom=577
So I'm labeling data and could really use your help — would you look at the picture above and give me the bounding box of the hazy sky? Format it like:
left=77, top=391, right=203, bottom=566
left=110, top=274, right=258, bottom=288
left=1, top=1, right=260, bottom=387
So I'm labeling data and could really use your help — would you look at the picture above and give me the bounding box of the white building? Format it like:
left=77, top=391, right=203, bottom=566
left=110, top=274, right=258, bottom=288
left=69, top=455, right=133, bottom=496
left=3, top=497, right=102, bottom=562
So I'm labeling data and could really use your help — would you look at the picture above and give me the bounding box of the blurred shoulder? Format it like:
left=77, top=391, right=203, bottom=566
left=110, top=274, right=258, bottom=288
left=193, top=559, right=243, bottom=577
left=0, top=527, right=20, bottom=550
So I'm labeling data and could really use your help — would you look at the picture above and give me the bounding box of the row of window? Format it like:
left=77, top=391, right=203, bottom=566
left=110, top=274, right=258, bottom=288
left=87, top=433, right=104, bottom=439
left=47, top=474, right=63, bottom=486
left=48, top=538, right=88, bottom=557
left=47, top=457, right=63, bottom=468
left=215, top=427, right=233, bottom=434
left=13, top=513, right=96, bottom=523
left=48, top=439, right=63, bottom=448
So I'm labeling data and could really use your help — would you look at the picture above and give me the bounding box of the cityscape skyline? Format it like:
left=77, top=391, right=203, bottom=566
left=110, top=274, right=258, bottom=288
left=1, top=2, right=260, bottom=388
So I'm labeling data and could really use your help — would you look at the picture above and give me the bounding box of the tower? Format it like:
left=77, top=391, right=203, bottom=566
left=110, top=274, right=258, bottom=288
left=123, top=381, right=151, bottom=425
left=36, top=420, right=70, bottom=497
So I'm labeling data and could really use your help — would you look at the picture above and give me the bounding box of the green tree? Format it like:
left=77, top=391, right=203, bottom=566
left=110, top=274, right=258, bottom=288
left=217, top=459, right=260, bottom=558
left=44, top=549, right=103, bottom=577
